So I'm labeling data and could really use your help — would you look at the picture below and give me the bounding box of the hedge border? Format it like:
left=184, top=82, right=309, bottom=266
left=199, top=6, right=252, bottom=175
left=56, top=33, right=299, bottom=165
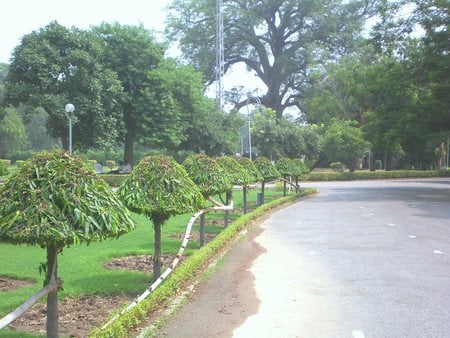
left=89, top=188, right=316, bottom=337
left=303, top=170, right=450, bottom=181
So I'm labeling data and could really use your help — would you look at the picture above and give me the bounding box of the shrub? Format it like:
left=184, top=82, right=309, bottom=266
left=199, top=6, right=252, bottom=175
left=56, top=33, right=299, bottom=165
left=330, top=162, right=344, bottom=172
left=0, top=161, right=9, bottom=176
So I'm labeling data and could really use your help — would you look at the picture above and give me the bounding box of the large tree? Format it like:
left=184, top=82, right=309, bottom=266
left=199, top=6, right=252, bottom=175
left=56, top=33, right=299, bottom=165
left=91, top=23, right=166, bottom=165
left=4, top=22, right=123, bottom=152
left=167, top=0, right=376, bottom=117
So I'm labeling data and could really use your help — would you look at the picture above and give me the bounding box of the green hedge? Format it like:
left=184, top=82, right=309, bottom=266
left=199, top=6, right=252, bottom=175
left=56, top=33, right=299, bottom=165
left=89, top=188, right=316, bottom=337
left=303, top=170, right=450, bottom=181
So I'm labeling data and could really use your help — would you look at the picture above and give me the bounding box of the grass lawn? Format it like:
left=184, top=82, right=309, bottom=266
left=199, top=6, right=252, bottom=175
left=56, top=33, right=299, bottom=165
left=0, top=187, right=283, bottom=329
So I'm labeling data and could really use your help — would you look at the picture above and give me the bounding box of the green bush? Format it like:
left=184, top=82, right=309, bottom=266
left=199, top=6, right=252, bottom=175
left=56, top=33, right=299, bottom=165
left=375, top=160, right=382, bottom=170
left=15, top=160, right=26, bottom=168
left=303, top=170, right=443, bottom=181
left=329, top=162, right=344, bottom=172
left=0, top=162, right=9, bottom=176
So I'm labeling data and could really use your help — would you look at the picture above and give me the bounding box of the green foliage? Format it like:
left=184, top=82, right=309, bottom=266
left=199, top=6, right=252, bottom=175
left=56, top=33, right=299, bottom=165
left=303, top=170, right=446, bottom=181
left=4, top=21, right=123, bottom=152
left=0, top=150, right=135, bottom=249
left=235, top=157, right=262, bottom=183
left=215, top=156, right=252, bottom=186
left=0, top=161, right=9, bottom=176
left=322, top=119, right=370, bottom=171
left=252, top=108, right=323, bottom=165
left=118, top=155, right=205, bottom=223
left=330, top=162, right=344, bottom=172
left=291, top=158, right=310, bottom=176
left=0, top=106, right=26, bottom=158
left=275, top=157, right=296, bottom=177
left=182, top=153, right=231, bottom=197
left=254, top=157, right=280, bottom=182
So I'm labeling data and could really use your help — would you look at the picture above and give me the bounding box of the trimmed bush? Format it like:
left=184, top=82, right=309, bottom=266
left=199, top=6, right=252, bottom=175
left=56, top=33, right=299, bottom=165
left=330, top=162, right=344, bottom=172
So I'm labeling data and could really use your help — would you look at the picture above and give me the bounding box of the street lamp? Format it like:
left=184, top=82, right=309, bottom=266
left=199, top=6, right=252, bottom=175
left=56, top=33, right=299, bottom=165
left=65, top=103, right=75, bottom=154
left=246, top=95, right=261, bottom=160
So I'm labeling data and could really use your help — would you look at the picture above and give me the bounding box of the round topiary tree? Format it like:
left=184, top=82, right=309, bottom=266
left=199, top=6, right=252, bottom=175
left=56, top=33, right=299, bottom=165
left=291, top=158, right=310, bottom=192
left=276, top=157, right=296, bottom=196
left=182, top=154, right=231, bottom=245
left=235, top=157, right=262, bottom=213
left=118, top=154, right=205, bottom=281
left=182, top=154, right=231, bottom=198
left=254, top=157, right=280, bottom=205
left=0, top=150, right=135, bottom=337
left=216, top=156, right=252, bottom=225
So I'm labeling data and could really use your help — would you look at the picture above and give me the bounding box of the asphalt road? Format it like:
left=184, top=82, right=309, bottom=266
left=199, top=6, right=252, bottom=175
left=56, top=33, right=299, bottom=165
left=233, top=178, right=450, bottom=338
left=157, top=178, right=450, bottom=338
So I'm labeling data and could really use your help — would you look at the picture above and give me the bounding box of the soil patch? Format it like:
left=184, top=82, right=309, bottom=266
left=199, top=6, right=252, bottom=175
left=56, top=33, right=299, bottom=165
left=8, top=294, right=133, bottom=337
left=168, top=231, right=217, bottom=244
left=104, top=254, right=184, bottom=273
left=0, top=276, right=35, bottom=292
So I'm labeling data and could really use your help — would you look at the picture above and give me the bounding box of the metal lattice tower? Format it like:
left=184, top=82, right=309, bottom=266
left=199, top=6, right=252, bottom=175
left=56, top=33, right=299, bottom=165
left=215, top=0, right=224, bottom=111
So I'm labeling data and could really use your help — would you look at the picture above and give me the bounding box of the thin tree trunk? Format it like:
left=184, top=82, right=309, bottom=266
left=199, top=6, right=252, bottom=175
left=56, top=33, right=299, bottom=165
left=199, top=213, right=206, bottom=247
left=153, top=222, right=162, bottom=282
left=243, top=186, right=248, bottom=214
left=46, top=245, right=59, bottom=338
left=224, top=190, right=232, bottom=227
left=261, top=181, right=265, bottom=205
left=283, top=176, right=287, bottom=196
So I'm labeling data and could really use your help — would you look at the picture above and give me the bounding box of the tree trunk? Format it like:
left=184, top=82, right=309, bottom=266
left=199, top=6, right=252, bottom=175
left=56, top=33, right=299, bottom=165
left=261, top=181, right=265, bottom=205
left=60, top=127, right=69, bottom=152
left=199, top=213, right=206, bottom=247
left=153, top=221, right=162, bottom=282
left=283, top=176, right=287, bottom=196
left=46, top=245, right=59, bottom=338
left=295, top=177, right=299, bottom=193
left=224, top=190, right=232, bottom=227
left=124, top=130, right=134, bottom=167
left=243, top=186, right=248, bottom=214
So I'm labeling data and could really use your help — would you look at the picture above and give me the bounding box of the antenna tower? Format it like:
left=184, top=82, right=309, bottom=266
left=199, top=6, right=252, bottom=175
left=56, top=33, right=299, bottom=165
left=215, top=0, right=224, bottom=111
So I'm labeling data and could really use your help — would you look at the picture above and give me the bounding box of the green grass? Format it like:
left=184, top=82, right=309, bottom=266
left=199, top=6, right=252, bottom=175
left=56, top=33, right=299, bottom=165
left=0, top=187, right=284, bottom=335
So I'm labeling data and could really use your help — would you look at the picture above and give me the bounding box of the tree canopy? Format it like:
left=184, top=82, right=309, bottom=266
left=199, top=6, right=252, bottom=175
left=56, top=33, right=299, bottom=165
left=0, top=150, right=135, bottom=248
left=167, top=0, right=376, bottom=117
left=4, top=22, right=123, bottom=152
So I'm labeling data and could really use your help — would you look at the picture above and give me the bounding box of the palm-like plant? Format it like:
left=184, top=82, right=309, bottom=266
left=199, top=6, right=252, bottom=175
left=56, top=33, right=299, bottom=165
left=254, top=157, right=280, bottom=204
left=118, top=154, right=205, bottom=281
left=0, top=151, right=135, bottom=337
left=235, top=157, right=262, bottom=213
left=182, top=154, right=231, bottom=244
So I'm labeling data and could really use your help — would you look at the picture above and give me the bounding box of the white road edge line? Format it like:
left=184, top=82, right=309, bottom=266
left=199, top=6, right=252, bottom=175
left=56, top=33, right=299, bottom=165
left=352, top=330, right=365, bottom=338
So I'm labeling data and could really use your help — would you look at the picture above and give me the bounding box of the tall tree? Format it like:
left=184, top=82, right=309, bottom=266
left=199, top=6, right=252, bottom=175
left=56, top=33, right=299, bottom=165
left=4, top=22, right=123, bottom=152
left=167, top=0, right=376, bottom=117
left=92, top=23, right=166, bottom=165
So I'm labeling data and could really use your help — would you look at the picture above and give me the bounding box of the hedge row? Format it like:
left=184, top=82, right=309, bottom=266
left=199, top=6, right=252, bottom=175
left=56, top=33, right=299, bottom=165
left=89, top=188, right=316, bottom=338
left=302, top=170, right=450, bottom=181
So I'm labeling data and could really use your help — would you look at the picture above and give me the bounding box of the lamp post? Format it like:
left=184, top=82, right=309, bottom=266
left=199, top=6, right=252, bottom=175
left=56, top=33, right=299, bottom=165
left=246, top=95, right=261, bottom=160
left=65, top=103, right=75, bottom=154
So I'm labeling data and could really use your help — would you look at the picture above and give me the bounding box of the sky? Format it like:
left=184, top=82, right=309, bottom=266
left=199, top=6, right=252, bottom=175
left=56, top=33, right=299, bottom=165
left=0, top=0, right=171, bottom=64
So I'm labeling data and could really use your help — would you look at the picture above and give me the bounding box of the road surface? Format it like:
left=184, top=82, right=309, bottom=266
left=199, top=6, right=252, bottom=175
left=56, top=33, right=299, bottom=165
left=156, top=178, right=450, bottom=338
